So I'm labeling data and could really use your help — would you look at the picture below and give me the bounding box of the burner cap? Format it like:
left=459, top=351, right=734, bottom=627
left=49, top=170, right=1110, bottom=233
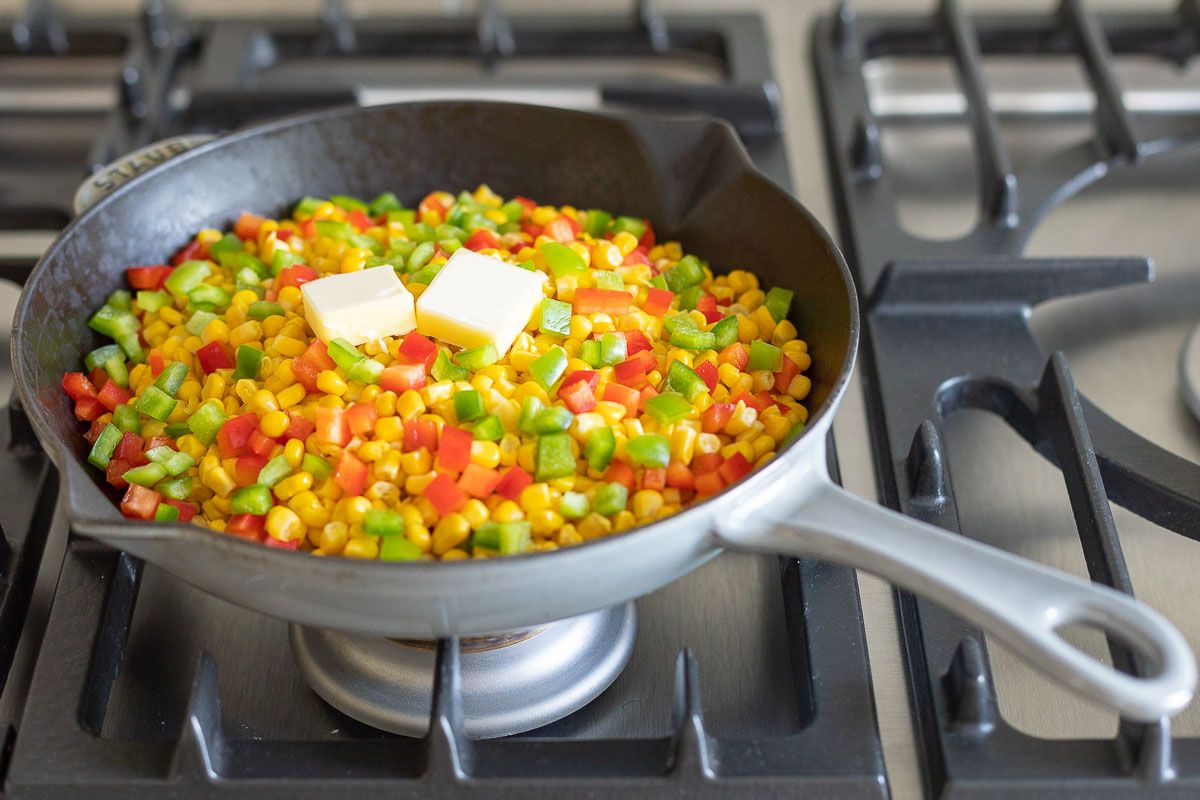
left=290, top=602, right=636, bottom=738
left=1180, top=323, right=1200, bottom=421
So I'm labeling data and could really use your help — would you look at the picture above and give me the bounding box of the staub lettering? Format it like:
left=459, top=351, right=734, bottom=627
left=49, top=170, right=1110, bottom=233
left=73, top=134, right=214, bottom=215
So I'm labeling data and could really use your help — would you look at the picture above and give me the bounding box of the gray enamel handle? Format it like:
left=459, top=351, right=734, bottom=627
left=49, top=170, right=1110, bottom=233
left=716, top=473, right=1196, bottom=722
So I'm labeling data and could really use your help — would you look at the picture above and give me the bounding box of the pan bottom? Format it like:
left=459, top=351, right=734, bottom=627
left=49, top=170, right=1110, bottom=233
left=289, top=602, right=637, bottom=738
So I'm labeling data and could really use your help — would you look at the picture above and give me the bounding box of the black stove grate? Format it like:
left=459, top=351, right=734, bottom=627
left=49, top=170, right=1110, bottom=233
left=0, top=2, right=888, bottom=798
left=814, top=1, right=1200, bottom=797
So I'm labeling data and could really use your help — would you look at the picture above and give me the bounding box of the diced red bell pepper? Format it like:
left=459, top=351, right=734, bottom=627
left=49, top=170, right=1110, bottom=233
left=543, top=217, right=576, bottom=243
left=127, top=264, right=173, bottom=290
left=603, top=460, right=637, bottom=491
left=315, top=406, right=350, bottom=447
left=701, top=403, right=734, bottom=434
left=163, top=499, right=197, bottom=522
left=300, top=219, right=317, bottom=239
left=718, top=452, right=753, bottom=484
left=97, top=380, right=132, bottom=412
left=463, top=228, right=499, bottom=251
left=613, top=355, right=650, bottom=388
left=88, top=366, right=109, bottom=389
left=641, top=467, right=667, bottom=491
left=115, top=432, right=147, bottom=463
left=694, top=360, right=718, bottom=392
left=235, top=454, right=268, bottom=486
left=520, top=222, right=544, bottom=239
left=85, top=417, right=107, bottom=443
left=106, top=458, right=132, bottom=488
left=379, top=363, right=427, bottom=393
left=694, top=470, right=725, bottom=496
left=638, top=384, right=658, bottom=412
left=346, top=402, right=378, bottom=436
left=216, top=413, right=261, bottom=458
left=638, top=221, right=656, bottom=250
left=419, top=191, right=454, bottom=219
left=397, top=331, right=438, bottom=369
left=559, top=378, right=597, bottom=414
left=436, top=425, right=472, bottom=472
left=513, top=196, right=537, bottom=218
left=148, top=349, right=165, bottom=377
left=732, top=392, right=761, bottom=412
left=234, top=211, right=265, bottom=241
left=74, top=398, right=105, bottom=423
left=458, top=463, right=501, bottom=499
left=573, top=288, right=631, bottom=315
left=774, top=356, right=800, bottom=393
left=305, top=340, right=335, bottom=370
left=666, top=461, right=695, bottom=491
left=754, top=391, right=776, bottom=412
left=602, top=383, right=640, bottom=419
left=62, top=372, right=99, bottom=403
left=247, top=429, right=277, bottom=457
left=623, top=248, right=651, bottom=267
left=196, top=341, right=235, bottom=373
left=622, top=329, right=652, bottom=354
left=403, top=418, right=438, bottom=452
left=264, top=536, right=300, bottom=550
left=333, top=451, right=368, bottom=496
left=695, top=296, right=723, bottom=324
left=292, top=355, right=321, bottom=394
left=346, top=209, right=373, bottom=232
left=144, top=434, right=173, bottom=452
left=692, top=453, right=723, bottom=475
left=424, top=473, right=467, bottom=515
left=642, top=287, right=675, bottom=318
left=121, top=484, right=161, bottom=520
left=494, top=466, right=533, bottom=501
left=226, top=513, right=266, bottom=541
left=561, top=370, right=599, bottom=393
left=170, top=238, right=208, bottom=265
left=275, top=264, right=319, bottom=291
left=719, top=342, right=749, bottom=371
left=281, top=412, right=316, bottom=442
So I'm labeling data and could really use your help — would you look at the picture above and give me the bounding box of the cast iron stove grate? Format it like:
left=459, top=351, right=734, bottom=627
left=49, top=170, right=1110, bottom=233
left=0, top=2, right=887, bottom=798
left=814, top=1, right=1200, bottom=797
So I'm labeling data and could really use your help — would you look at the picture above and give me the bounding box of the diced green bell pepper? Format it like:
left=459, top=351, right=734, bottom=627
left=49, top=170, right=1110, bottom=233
left=626, top=434, right=670, bottom=468
left=248, top=301, right=285, bottom=320
left=663, top=255, right=705, bottom=293
left=314, top=220, right=353, bottom=241
left=88, top=304, right=139, bottom=338
left=665, top=360, right=708, bottom=402
left=303, top=453, right=333, bottom=481
left=472, top=415, right=504, bottom=441
left=558, top=491, right=590, bottom=520
left=584, top=209, right=613, bottom=237
left=388, top=208, right=417, bottom=228
left=87, top=424, right=123, bottom=468
left=164, top=421, right=191, bottom=438
left=454, top=390, right=485, bottom=422
left=407, top=262, right=442, bottom=285
left=363, top=508, right=406, bottom=537
left=327, top=339, right=362, bottom=371
left=539, top=298, right=572, bottom=336
left=232, top=345, right=264, bottom=381
left=593, top=482, right=629, bottom=516
left=187, top=283, right=231, bottom=311
left=598, top=332, right=626, bottom=366
left=134, top=386, right=177, bottom=421
left=473, top=520, right=501, bottom=550
left=294, top=196, right=325, bottom=216
left=368, top=192, right=402, bottom=216
left=455, top=343, right=498, bottom=370
left=535, top=433, right=576, bottom=481
left=185, top=310, right=219, bottom=337
left=595, top=270, right=624, bottom=290
left=710, top=316, right=738, bottom=349
left=669, top=328, right=715, bottom=351
left=431, top=349, right=468, bottom=382
left=407, top=240, right=436, bottom=272
left=164, top=260, right=212, bottom=296
left=103, top=355, right=129, bottom=388
left=662, top=313, right=696, bottom=336
left=207, top=233, right=242, bottom=261
left=649, top=274, right=668, bottom=290
left=231, top=484, right=272, bottom=515
left=610, top=216, right=646, bottom=239
left=346, top=358, right=384, bottom=384
left=331, top=194, right=369, bottom=213
left=154, top=504, right=180, bottom=522
left=498, top=521, right=532, bottom=554
left=764, top=287, right=794, bottom=322
left=146, top=445, right=194, bottom=476
left=154, top=362, right=189, bottom=397
left=272, top=250, right=303, bottom=276
left=439, top=238, right=462, bottom=255
left=518, top=396, right=545, bottom=435
left=380, top=536, right=423, bottom=561
left=529, top=347, right=568, bottom=391
left=644, top=392, right=692, bottom=425
left=115, top=332, right=144, bottom=362
left=188, top=399, right=227, bottom=445
left=123, top=462, right=166, bottom=487
left=677, top=286, right=702, bottom=310
left=85, top=344, right=123, bottom=372
left=221, top=251, right=269, bottom=278
left=532, top=406, right=573, bottom=434
left=107, top=289, right=132, bottom=311
left=113, top=404, right=141, bottom=434
left=748, top=340, right=783, bottom=372
left=136, top=290, right=172, bottom=312
left=579, top=339, right=602, bottom=368
left=157, top=476, right=193, bottom=500
left=539, top=242, right=585, bottom=277
left=257, top=455, right=293, bottom=487
left=584, top=427, right=616, bottom=472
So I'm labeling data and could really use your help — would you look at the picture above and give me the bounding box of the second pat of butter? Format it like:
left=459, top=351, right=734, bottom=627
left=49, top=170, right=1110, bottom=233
left=415, top=248, right=544, bottom=356
left=300, top=266, right=417, bottom=346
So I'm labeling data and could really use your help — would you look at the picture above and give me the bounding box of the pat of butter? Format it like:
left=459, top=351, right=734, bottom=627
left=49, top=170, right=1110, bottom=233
left=415, top=248, right=545, bottom=356
left=300, top=266, right=416, bottom=346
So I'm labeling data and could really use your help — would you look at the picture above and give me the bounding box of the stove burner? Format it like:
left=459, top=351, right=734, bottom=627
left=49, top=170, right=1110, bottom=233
left=290, top=603, right=637, bottom=738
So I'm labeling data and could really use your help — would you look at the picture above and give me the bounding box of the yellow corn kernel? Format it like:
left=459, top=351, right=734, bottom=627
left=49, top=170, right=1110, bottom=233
left=528, top=509, right=564, bottom=537
left=736, top=314, right=758, bottom=343
left=373, top=390, right=397, bottom=418
left=365, top=480, right=400, bottom=506
left=277, top=285, right=303, bottom=311
left=696, top=432, right=722, bottom=455
left=405, top=523, right=432, bottom=552
left=203, top=467, right=236, bottom=497
left=393, top=389, right=425, bottom=420
left=469, top=440, right=501, bottom=469
left=376, top=450, right=404, bottom=483
left=750, top=370, right=775, bottom=393
left=492, top=500, right=524, bottom=523
left=357, top=440, right=385, bottom=463
left=519, top=483, right=552, bottom=513
left=751, top=434, right=776, bottom=459
left=260, top=410, right=289, bottom=438
left=771, top=320, right=798, bottom=346
left=717, top=363, right=741, bottom=388
left=432, top=513, right=471, bottom=555
left=250, top=389, right=279, bottom=415
left=317, top=370, right=348, bottom=396
left=721, top=440, right=756, bottom=464
left=498, top=433, right=520, bottom=467
left=728, top=373, right=754, bottom=397
left=201, top=318, right=230, bottom=344
left=372, top=415, right=402, bottom=442
left=517, top=442, right=536, bottom=473
left=343, top=537, right=379, bottom=559
left=669, top=426, right=697, bottom=464
left=612, top=231, right=638, bottom=256
left=340, top=495, right=372, bottom=524
left=613, top=510, right=636, bottom=531
left=274, top=472, right=314, bottom=501
left=262, top=315, right=287, bottom=337
left=228, top=321, right=263, bottom=349
left=284, top=438, right=306, bottom=468
left=556, top=525, right=583, bottom=547
left=577, top=513, right=613, bottom=540
left=787, top=375, right=812, bottom=400
left=266, top=506, right=304, bottom=541
left=724, top=402, right=758, bottom=436
left=404, top=472, right=437, bottom=495
left=461, top=499, right=490, bottom=529
left=273, top=382, right=304, bottom=410
left=317, top=521, right=347, bottom=554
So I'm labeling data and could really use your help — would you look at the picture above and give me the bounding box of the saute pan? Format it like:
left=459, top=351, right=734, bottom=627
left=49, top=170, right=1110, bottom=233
left=12, top=101, right=1195, bottom=722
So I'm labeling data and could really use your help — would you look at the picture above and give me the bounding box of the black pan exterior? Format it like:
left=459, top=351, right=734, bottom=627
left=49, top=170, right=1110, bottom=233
left=11, top=103, right=857, bottom=636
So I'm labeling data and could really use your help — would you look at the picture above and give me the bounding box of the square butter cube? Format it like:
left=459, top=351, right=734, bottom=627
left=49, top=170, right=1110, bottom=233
left=415, top=248, right=545, bottom=356
left=301, top=266, right=416, bottom=346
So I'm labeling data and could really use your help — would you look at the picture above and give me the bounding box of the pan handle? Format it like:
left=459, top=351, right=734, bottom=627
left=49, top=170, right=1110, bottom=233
left=714, top=462, right=1196, bottom=722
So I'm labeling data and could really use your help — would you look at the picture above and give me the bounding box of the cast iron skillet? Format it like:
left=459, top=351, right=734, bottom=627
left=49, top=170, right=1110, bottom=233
left=12, top=101, right=1195, bottom=722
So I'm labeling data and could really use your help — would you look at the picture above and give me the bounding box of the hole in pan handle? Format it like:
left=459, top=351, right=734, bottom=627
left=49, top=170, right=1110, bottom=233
left=73, top=134, right=217, bottom=217
left=715, top=447, right=1196, bottom=723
